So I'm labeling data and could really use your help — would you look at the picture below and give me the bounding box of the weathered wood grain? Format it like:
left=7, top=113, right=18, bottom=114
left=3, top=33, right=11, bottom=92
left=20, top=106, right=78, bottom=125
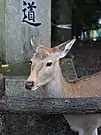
left=6, top=96, right=101, bottom=114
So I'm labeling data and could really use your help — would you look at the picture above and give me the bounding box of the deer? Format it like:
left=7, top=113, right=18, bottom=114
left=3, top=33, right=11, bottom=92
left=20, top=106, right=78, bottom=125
left=25, top=38, right=101, bottom=135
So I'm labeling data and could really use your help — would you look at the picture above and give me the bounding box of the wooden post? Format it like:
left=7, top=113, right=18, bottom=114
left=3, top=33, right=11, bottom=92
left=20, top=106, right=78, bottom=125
left=0, top=74, right=5, bottom=99
left=6, top=97, right=101, bottom=114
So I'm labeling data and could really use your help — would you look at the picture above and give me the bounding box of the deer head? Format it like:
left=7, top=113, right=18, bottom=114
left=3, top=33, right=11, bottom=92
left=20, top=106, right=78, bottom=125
left=25, top=38, right=76, bottom=90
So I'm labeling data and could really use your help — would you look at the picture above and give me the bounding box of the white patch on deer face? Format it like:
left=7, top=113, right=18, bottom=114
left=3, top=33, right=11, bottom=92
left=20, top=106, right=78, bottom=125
left=31, top=85, right=39, bottom=91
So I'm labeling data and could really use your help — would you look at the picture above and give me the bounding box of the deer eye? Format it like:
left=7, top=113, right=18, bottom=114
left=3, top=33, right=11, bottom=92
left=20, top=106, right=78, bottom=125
left=46, top=62, right=52, bottom=67
left=29, top=60, right=32, bottom=65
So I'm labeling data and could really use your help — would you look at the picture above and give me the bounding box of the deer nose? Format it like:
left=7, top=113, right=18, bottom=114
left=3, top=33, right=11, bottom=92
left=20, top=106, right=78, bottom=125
left=25, top=81, right=34, bottom=90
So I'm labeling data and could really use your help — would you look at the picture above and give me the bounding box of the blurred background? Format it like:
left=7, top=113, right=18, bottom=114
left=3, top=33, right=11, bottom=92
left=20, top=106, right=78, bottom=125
left=52, top=0, right=101, bottom=78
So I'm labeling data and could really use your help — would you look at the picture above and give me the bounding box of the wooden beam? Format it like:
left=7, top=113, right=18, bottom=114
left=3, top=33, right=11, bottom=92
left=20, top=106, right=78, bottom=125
left=6, top=96, right=101, bottom=114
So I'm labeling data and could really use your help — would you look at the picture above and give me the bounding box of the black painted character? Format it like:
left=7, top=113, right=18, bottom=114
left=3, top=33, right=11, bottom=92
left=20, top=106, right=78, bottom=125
left=22, top=1, right=41, bottom=27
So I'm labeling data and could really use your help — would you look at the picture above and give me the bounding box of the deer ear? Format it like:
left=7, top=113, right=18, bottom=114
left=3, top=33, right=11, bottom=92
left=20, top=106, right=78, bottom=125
left=53, top=38, right=76, bottom=59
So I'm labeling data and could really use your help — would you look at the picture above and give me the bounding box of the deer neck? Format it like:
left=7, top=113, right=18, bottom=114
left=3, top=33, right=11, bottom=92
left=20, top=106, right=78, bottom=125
left=42, top=62, right=78, bottom=98
left=42, top=61, right=101, bottom=98
left=43, top=63, right=65, bottom=98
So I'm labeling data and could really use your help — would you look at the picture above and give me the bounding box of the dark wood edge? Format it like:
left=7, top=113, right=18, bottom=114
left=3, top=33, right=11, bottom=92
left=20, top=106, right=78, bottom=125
left=0, top=74, right=5, bottom=99
left=5, top=96, right=101, bottom=114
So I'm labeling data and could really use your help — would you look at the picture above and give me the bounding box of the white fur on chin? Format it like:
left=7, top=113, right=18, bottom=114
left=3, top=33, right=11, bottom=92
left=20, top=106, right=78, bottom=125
left=31, top=86, right=39, bottom=91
